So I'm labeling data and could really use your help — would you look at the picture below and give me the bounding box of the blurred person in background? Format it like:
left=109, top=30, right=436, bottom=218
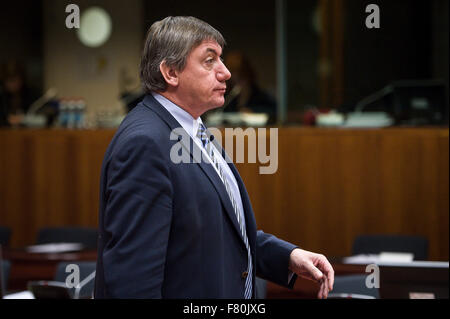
left=223, top=51, right=277, bottom=121
left=0, top=61, right=35, bottom=127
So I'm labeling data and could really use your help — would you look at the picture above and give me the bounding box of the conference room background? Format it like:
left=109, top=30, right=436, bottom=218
left=0, top=0, right=448, bottom=277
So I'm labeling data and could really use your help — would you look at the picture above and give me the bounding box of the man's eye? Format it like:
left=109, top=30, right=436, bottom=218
left=206, top=59, right=214, bottom=64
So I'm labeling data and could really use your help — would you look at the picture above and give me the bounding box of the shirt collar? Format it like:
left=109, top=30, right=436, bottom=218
left=151, top=92, right=204, bottom=139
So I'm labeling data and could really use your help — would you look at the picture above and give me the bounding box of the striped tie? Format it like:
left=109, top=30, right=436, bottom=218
left=196, top=123, right=253, bottom=299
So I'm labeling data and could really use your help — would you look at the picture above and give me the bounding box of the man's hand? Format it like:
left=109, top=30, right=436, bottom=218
left=289, top=248, right=335, bottom=299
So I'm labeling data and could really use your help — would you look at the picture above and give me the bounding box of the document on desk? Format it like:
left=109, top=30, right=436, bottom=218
left=342, top=254, right=380, bottom=264
left=343, top=252, right=414, bottom=264
left=379, top=252, right=414, bottom=263
left=25, top=243, right=84, bottom=253
left=2, top=291, right=35, bottom=299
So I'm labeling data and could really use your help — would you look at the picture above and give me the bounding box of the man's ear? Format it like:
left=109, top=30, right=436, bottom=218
left=159, top=61, right=179, bottom=87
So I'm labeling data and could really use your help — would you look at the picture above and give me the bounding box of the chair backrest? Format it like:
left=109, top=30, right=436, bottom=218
left=352, top=234, right=428, bottom=261
left=54, top=261, right=96, bottom=299
left=329, top=274, right=380, bottom=299
left=1, top=259, right=11, bottom=297
left=0, top=226, right=12, bottom=247
left=36, top=226, right=98, bottom=250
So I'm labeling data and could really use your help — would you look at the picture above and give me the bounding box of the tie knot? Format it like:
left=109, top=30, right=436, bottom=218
left=198, top=123, right=206, bottom=133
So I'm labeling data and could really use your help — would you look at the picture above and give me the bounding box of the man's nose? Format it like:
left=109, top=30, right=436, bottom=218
left=217, top=61, right=231, bottom=82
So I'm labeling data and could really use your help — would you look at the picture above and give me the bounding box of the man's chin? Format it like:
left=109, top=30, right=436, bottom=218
left=199, top=98, right=225, bottom=116
left=210, top=99, right=225, bottom=110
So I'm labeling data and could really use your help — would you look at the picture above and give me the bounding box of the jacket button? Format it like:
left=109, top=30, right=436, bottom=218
left=241, top=271, right=248, bottom=279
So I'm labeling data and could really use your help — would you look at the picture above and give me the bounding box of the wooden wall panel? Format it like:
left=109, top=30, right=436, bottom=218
left=235, top=128, right=449, bottom=261
left=0, top=129, right=115, bottom=247
left=0, top=128, right=448, bottom=261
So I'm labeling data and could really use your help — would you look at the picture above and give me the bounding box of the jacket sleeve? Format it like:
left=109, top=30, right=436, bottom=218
left=255, top=230, right=298, bottom=289
left=102, top=134, right=173, bottom=298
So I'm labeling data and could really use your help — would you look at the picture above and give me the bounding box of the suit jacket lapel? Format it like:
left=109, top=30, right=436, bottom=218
left=211, top=137, right=257, bottom=253
left=142, top=95, right=247, bottom=248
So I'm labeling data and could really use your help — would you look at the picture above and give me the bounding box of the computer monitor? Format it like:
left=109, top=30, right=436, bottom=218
left=356, top=80, right=448, bottom=125
left=379, top=261, right=449, bottom=299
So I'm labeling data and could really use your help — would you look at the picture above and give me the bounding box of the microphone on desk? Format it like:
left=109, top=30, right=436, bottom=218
left=21, top=88, right=58, bottom=128
left=27, top=88, right=58, bottom=115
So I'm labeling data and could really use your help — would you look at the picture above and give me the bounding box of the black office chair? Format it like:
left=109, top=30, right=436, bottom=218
left=352, top=234, right=428, bottom=261
left=0, top=226, right=12, bottom=247
left=329, top=274, right=379, bottom=299
left=36, top=226, right=98, bottom=250
left=1, top=260, right=11, bottom=295
left=54, top=261, right=96, bottom=299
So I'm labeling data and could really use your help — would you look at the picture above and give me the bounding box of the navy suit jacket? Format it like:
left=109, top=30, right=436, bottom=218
left=94, top=94, right=297, bottom=298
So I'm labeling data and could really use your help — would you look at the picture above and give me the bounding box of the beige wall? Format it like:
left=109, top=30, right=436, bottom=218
left=44, top=0, right=143, bottom=116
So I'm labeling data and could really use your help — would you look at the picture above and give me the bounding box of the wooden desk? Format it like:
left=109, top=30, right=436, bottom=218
left=3, top=246, right=360, bottom=298
left=4, top=248, right=447, bottom=299
left=2, top=248, right=97, bottom=291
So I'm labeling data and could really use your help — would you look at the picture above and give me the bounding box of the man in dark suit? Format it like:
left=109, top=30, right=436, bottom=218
left=94, top=16, right=334, bottom=299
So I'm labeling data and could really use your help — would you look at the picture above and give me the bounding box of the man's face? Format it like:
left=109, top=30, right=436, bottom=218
left=176, top=40, right=231, bottom=115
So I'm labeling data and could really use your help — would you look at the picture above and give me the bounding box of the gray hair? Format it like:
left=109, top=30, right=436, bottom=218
left=140, top=16, right=226, bottom=93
